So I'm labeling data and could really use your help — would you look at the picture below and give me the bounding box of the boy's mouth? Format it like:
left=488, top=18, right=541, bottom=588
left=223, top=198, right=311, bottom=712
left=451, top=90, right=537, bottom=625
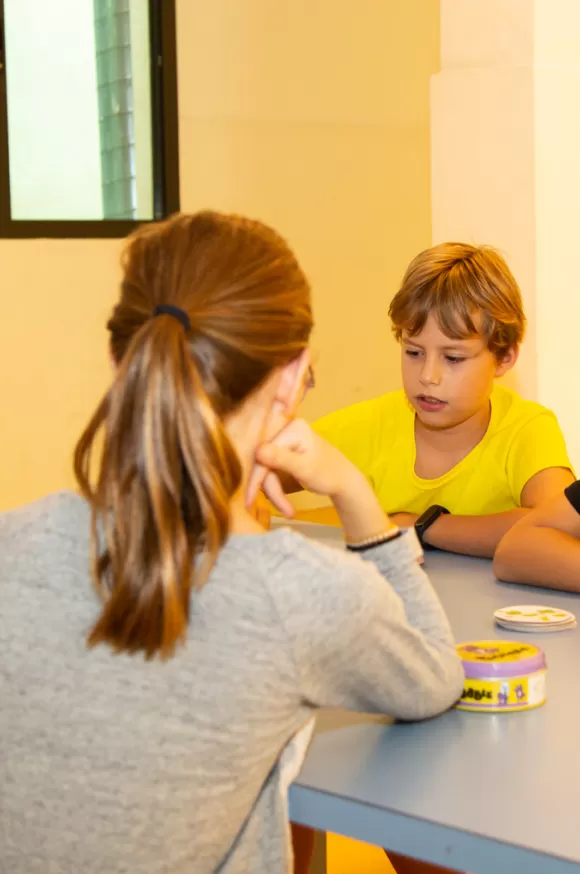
left=416, top=394, right=448, bottom=412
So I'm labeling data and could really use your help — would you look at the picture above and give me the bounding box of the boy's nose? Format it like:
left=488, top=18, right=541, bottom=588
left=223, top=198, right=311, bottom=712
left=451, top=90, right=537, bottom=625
left=420, top=360, right=442, bottom=387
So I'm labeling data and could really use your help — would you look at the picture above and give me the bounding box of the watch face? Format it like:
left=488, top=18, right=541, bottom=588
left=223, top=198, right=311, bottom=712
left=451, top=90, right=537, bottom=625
left=419, top=506, right=439, bottom=528
left=423, top=507, right=439, bottom=527
left=417, top=505, right=448, bottom=532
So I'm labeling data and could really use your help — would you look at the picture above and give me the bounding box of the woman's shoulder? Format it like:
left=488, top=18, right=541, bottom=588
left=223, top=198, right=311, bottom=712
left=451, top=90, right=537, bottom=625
left=223, top=524, right=377, bottom=611
left=0, top=490, right=90, bottom=543
left=224, top=524, right=346, bottom=572
left=225, top=522, right=363, bottom=578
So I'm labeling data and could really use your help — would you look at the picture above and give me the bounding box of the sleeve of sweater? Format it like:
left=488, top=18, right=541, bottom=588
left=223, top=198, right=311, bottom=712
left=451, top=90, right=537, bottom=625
left=266, top=528, right=464, bottom=721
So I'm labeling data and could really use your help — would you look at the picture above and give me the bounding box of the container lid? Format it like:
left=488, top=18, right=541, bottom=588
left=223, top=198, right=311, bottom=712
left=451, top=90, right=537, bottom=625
left=457, top=640, right=546, bottom=679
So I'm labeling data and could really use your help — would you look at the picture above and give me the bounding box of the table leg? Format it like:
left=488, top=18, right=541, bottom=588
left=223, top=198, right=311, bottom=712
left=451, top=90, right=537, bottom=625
left=310, top=831, right=327, bottom=874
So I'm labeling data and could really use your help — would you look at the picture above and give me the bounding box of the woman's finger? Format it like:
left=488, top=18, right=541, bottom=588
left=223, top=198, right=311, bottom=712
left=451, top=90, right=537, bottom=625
left=262, top=472, right=295, bottom=518
left=246, top=461, right=268, bottom=508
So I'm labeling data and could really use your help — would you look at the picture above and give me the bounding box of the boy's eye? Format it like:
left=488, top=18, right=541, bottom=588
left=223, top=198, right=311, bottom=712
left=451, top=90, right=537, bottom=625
left=445, top=355, right=465, bottom=364
left=404, top=349, right=421, bottom=358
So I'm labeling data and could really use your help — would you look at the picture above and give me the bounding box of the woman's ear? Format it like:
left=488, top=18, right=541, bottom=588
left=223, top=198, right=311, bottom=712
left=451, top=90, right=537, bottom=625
left=275, top=349, right=311, bottom=416
left=495, top=344, right=519, bottom=378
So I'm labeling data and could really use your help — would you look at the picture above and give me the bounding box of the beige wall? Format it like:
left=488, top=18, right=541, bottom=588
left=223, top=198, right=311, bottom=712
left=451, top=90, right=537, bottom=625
left=0, top=0, right=439, bottom=510
left=431, top=0, right=580, bottom=470
left=177, top=0, right=439, bottom=423
left=0, top=240, right=120, bottom=509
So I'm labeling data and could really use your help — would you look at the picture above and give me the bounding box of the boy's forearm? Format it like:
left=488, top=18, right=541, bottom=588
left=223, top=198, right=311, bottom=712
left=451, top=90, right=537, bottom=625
left=494, top=527, right=580, bottom=592
left=423, top=509, right=529, bottom=558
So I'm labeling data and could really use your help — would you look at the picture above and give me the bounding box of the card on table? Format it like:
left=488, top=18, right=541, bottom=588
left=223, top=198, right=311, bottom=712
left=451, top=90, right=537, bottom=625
left=494, top=605, right=576, bottom=633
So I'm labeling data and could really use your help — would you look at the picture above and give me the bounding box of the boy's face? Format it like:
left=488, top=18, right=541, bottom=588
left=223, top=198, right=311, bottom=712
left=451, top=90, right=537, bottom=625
left=400, top=313, right=516, bottom=429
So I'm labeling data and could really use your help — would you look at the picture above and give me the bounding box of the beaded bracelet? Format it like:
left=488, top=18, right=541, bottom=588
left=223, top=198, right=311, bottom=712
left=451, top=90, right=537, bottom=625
left=346, top=527, right=403, bottom=552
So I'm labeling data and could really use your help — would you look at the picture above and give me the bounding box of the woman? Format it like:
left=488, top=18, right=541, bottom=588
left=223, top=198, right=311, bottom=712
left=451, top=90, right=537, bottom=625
left=0, top=211, right=463, bottom=873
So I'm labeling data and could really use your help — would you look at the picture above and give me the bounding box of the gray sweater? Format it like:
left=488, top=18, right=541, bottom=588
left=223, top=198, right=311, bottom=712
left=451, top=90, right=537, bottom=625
left=0, top=491, right=463, bottom=873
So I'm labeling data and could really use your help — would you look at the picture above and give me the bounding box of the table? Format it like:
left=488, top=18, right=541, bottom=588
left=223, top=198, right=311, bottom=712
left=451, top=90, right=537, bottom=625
left=285, top=520, right=580, bottom=874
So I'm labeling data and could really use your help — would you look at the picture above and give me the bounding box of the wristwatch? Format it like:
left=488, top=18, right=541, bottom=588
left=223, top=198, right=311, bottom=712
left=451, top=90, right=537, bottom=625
left=415, top=505, right=450, bottom=549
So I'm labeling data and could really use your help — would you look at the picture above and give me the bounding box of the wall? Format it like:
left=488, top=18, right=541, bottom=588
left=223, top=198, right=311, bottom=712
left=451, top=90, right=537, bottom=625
left=0, top=240, right=120, bottom=507
left=431, top=0, right=536, bottom=399
left=176, top=0, right=439, bottom=423
left=533, top=0, right=580, bottom=469
left=0, top=0, right=440, bottom=510
left=431, top=0, right=580, bottom=469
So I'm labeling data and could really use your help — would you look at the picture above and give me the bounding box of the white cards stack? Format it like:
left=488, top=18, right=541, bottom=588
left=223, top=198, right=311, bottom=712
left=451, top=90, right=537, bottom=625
left=494, top=605, right=577, bottom=633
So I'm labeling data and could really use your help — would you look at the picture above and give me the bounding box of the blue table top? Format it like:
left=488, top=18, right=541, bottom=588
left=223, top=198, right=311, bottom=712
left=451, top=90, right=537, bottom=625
left=286, top=522, right=580, bottom=874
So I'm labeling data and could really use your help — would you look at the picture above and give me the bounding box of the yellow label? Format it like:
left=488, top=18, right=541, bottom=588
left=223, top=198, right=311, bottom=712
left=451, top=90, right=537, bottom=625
left=457, top=641, right=540, bottom=664
left=456, top=671, right=546, bottom=712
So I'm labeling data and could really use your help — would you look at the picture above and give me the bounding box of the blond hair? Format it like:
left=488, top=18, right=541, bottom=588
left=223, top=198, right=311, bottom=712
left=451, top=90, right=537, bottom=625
left=74, top=211, right=312, bottom=658
left=389, top=243, right=526, bottom=357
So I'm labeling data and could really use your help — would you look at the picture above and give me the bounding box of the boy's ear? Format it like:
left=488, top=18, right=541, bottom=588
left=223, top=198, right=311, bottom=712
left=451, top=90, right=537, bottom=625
left=495, top=345, right=519, bottom=378
left=275, top=349, right=311, bottom=416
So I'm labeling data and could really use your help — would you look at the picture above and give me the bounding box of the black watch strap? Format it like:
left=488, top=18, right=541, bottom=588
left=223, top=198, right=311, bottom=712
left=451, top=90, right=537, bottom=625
left=415, top=505, right=450, bottom=549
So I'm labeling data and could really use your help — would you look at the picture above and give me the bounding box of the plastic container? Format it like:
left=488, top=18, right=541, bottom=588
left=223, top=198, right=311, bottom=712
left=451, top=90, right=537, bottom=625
left=456, top=640, right=547, bottom=712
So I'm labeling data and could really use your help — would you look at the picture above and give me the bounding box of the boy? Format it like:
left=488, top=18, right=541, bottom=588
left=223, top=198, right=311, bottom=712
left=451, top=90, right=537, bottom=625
left=278, top=243, right=574, bottom=874
left=310, top=242, right=573, bottom=558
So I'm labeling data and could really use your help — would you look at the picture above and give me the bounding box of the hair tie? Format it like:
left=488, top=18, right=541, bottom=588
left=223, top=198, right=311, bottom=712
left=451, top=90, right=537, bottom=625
left=153, top=304, right=191, bottom=332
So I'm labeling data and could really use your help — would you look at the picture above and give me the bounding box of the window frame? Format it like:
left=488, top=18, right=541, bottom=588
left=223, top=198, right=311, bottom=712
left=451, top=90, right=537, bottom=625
left=0, top=0, right=179, bottom=239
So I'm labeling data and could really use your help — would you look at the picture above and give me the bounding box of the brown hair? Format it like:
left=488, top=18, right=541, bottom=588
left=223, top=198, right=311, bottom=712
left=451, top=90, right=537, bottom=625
left=74, top=211, right=312, bottom=658
left=389, top=243, right=526, bottom=358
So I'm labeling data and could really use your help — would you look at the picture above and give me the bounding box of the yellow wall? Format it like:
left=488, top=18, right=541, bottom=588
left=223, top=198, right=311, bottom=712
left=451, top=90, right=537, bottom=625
left=176, top=0, right=439, bottom=423
left=0, top=0, right=440, bottom=511
left=0, top=240, right=120, bottom=509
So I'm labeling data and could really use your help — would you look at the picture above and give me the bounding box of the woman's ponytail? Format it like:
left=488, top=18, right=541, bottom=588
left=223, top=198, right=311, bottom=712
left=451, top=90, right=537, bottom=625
left=75, top=211, right=312, bottom=658
left=75, top=314, right=241, bottom=658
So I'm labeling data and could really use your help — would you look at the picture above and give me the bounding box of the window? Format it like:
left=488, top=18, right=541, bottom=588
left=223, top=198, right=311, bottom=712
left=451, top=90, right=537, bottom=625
left=0, top=0, right=179, bottom=238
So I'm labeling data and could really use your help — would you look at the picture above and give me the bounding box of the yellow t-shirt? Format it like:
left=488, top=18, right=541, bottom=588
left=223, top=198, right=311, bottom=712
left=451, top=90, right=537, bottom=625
left=313, top=385, right=572, bottom=516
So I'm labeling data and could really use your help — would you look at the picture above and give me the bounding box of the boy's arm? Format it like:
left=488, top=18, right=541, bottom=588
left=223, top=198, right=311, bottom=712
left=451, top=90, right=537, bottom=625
left=395, top=411, right=574, bottom=558
left=392, top=467, right=575, bottom=559
left=494, top=483, right=580, bottom=591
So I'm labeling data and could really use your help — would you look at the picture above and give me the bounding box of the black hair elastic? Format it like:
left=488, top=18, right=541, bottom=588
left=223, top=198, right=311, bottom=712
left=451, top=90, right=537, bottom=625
left=153, top=304, right=191, bottom=332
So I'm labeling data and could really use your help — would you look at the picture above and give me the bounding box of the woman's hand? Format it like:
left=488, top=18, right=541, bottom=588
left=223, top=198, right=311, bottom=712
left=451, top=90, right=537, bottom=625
left=246, top=419, right=394, bottom=544
left=248, top=493, right=272, bottom=529
left=246, top=419, right=361, bottom=516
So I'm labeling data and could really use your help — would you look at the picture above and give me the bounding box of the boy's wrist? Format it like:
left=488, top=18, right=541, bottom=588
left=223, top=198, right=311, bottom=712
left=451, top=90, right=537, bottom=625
left=415, top=505, right=450, bottom=548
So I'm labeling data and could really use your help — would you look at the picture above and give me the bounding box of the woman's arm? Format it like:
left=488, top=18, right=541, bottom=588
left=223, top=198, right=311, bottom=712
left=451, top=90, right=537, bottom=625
left=258, top=421, right=464, bottom=720
left=271, top=525, right=464, bottom=721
